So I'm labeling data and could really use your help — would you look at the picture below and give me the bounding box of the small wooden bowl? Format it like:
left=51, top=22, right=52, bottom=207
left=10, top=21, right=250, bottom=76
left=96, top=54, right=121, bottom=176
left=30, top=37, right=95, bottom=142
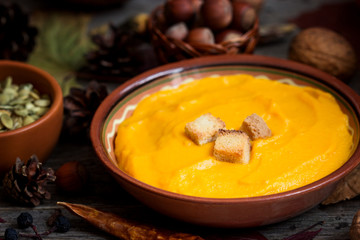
left=148, top=5, right=259, bottom=63
left=0, top=61, right=63, bottom=176
left=91, top=55, right=360, bottom=227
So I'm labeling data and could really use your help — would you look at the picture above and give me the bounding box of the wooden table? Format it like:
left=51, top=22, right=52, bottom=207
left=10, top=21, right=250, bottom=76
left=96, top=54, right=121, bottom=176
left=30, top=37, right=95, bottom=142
left=1, top=0, right=360, bottom=239
left=1, top=140, right=360, bottom=240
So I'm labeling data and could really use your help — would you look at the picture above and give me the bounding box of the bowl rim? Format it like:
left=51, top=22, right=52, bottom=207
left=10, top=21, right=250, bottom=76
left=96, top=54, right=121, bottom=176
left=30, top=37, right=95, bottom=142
left=0, top=60, right=63, bottom=137
left=91, top=54, right=360, bottom=204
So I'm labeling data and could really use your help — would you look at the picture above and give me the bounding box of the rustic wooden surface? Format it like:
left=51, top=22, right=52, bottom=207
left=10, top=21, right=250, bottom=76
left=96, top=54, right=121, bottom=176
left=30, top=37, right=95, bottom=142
left=1, top=141, right=359, bottom=240
left=1, top=0, right=360, bottom=239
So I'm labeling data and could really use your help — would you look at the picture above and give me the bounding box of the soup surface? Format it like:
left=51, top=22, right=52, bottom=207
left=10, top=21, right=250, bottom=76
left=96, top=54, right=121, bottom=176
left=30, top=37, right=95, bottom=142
left=115, top=74, right=353, bottom=198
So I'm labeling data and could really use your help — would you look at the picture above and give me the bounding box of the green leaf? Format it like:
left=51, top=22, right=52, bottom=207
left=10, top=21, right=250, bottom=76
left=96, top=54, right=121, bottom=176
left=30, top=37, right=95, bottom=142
left=61, top=74, right=82, bottom=97
left=28, top=12, right=95, bottom=96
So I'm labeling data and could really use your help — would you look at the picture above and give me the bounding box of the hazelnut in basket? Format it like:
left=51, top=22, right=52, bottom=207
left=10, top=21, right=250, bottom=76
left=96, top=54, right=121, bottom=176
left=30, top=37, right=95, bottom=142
left=148, top=0, right=260, bottom=63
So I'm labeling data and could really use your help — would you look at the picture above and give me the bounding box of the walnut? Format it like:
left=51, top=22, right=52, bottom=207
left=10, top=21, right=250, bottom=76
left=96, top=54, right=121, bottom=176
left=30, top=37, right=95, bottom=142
left=288, top=27, right=357, bottom=81
left=322, top=165, right=360, bottom=205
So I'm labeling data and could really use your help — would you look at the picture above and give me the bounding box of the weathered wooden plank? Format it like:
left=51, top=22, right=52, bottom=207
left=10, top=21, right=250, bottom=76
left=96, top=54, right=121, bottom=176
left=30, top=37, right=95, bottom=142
left=1, top=163, right=359, bottom=240
left=1, top=0, right=360, bottom=239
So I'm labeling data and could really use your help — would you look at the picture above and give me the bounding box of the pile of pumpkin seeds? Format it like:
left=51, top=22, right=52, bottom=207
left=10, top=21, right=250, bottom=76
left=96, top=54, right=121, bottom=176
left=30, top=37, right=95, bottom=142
left=0, top=76, right=51, bottom=132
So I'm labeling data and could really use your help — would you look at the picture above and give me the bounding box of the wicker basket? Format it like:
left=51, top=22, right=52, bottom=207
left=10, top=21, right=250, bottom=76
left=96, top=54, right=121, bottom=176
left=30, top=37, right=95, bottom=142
left=148, top=5, right=259, bottom=63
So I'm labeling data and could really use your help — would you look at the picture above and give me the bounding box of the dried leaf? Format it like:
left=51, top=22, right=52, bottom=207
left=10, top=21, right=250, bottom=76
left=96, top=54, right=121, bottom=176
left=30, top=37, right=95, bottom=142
left=322, top=165, right=360, bottom=205
left=28, top=12, right=94, bottom=95
left=61, top=74, right=82, bottom=98
left=350, top=210, right=360, bottom=240
left=282, top=222, right=323, bottom=240
left=57, top=202, right=326, bottom=240
left=58, top=202, right=204, bottom=240
left=0, top=217, right=6, bottom=223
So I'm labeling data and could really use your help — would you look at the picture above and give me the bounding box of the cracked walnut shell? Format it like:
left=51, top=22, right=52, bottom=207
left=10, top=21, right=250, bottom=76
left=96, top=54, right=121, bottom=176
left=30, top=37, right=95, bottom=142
left=289, top=27, right=357, bottom=81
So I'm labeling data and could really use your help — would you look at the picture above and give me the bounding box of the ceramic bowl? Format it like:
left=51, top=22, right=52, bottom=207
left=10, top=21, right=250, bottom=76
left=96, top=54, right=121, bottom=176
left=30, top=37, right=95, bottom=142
left=91, top=55, right=360, bottom=228
left=0, top=61, right=63, bottom=176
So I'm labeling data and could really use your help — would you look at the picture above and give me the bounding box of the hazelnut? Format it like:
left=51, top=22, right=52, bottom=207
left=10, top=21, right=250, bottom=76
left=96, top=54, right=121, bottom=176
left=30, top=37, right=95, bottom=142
left=164, top=0, right=196, bottom=23
left=191, top=0, right=204, bottom=12
left=289, top=27, right=357, bottom=81
left=216, top=29, right=243, bottom=43
left=165, top=22, right=189, bottom=41
left=232, top=0, right=263, bottom=13
left=55, top=161, right=88, bottom=193
left=188, top=0, right=204, bottom=28
left=231, top=2, right=256, bottom=32
left=201, top=0, right=233, bottom=31
left=186, top=27, right=215, bottom=45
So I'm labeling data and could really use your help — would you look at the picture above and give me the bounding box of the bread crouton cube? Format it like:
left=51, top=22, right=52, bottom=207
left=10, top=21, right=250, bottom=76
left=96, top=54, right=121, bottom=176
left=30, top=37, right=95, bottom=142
left=240, top=113, right=271, bottom=140
left=185, top=113, right=226, bottom=145
left=213, top=129, right=251, bottom=164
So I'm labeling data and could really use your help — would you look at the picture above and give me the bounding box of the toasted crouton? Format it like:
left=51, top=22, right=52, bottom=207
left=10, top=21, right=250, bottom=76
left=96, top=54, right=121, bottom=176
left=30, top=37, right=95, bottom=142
left=185, top=113, right=226, bottom=145
left=213, top=129, right=251, bottom=164
left=240, top=113, right=271, bottom=140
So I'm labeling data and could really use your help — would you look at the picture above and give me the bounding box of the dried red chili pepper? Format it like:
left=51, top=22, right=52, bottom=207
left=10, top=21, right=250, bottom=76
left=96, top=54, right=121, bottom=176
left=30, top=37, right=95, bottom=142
left=57, top=202, right=204, bottom=240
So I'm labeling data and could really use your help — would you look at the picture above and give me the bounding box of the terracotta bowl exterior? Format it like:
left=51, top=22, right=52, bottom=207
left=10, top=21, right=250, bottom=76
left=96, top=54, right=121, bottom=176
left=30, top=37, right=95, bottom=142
left=0, top=61, right=63, bottom=176
left=91, top=55, right=360, bottom=228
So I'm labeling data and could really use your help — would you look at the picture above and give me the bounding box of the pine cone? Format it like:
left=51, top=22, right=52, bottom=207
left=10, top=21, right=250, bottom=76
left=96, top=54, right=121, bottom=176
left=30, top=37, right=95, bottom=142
left=2, top=155, right=56, bottom=206
left=0, top=3, right=38, bottom=61
left=78, top=16, right=159, bottom=82
left=63, top=80, right=108, bottom=137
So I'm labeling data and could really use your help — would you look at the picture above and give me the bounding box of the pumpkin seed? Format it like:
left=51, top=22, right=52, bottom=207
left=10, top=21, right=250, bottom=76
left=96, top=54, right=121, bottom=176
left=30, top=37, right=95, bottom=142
left=0, top=105, right=15, bottom=110
left=3, top=76, right=12, bottom=88
left=0, top=76, right=52, bottom=133
left=36, top=107, right=49, bottom=116
left=25, top=102, right=35, bottom=110
left=0, top=94, right=10, bottom=105
left=20, top=83, right=33, bottom=91
left=31, top=106, right=40, bottom=115
left=34, top=99, right=51, bottom=107
left=3, top=88, right=18, bottom=98
left=12, top=116, right=23, bottom=129
left=17, top=94, right=29, bottom=101
left=18, top=88, right=30, bottom=97
left=9, top=99, right=28, bottom=106
left=29, top=91, right=40, bottom=100
left=1, top=114, right=13, bottom=129
left=23, top=116, right=35, bottom=126
left=0, top=110, right=11, bottom=116
left=14, top=108, right=29, bottom=117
